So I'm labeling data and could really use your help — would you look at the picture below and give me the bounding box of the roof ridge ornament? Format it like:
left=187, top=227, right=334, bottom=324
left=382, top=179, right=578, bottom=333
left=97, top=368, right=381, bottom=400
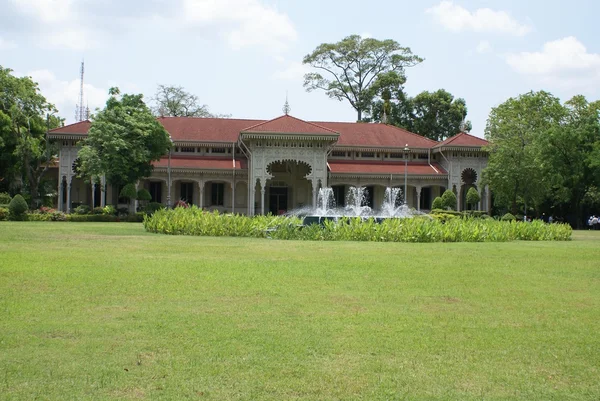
left=283, top=91, right=291, bottom=115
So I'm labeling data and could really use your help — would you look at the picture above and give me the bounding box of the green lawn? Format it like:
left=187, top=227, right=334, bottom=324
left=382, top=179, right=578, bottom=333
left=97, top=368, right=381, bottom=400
left=1, top=223, right=599, bottom=400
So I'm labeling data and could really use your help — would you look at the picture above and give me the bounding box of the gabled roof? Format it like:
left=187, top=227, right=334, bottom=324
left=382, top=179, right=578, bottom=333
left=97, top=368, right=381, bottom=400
left=49, top=120, right=91, bottom=134
left=241, top=114, right=338, bottom=135
left=434, top=132, right=488, bottom=148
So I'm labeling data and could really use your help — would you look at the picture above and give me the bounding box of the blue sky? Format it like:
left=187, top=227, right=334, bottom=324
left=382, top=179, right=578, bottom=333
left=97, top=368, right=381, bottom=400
left=1, top=0, right=599, bottom=138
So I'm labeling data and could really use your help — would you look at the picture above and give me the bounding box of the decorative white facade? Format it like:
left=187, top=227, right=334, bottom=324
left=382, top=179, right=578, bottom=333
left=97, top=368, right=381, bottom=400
left=48, top=115, right=490, bottom=214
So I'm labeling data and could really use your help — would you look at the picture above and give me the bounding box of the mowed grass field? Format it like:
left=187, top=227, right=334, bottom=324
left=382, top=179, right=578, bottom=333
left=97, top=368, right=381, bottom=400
left=1, top=223, right=599, bottom=400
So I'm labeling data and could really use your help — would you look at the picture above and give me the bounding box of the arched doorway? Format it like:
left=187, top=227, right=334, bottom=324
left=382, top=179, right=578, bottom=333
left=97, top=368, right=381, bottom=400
left=460, top=168, right=478, bottom=210
left=265, top=160, right=313, bottom=214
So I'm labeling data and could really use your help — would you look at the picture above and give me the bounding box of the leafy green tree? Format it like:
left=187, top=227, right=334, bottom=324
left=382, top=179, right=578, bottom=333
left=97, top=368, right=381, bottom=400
left=0, top=66, right=61, bottom=206
left=441, top=190, right=457, bottom=210
left=137, top=188, right=152, bottom=202
left=411, top=90, right=471, bottom=141
left=538, top=96, right=600, bottom=226
left=370, top=89, right=471, bottom=141
left=303, top=35, right=423, bottom=121
left=151, top=85, right=229, bottom=118
left=466, top=187, right=481, bottom=210
left=78, top=88, right=172, bottom=190
left=484, top=91, right=565, bottom=214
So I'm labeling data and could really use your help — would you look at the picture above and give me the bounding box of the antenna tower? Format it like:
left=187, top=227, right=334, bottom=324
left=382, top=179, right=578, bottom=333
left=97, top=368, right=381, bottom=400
left=75, top=61, right=88, bottom=121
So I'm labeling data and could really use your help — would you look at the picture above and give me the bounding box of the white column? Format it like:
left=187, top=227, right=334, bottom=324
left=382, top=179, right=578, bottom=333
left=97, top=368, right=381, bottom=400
left=249, top=180, right=255, bottom=216
left=100, top=176, right=106, bottom=207
left=416, top=186, right=422, bottom=211
left=260, top=179, right=266, bottom=216
left=456, top=186, right=461, bottom=212
left=231, top=181, right=235, bottom=214
left=66, top=177, right=72, bottom=213
left=133, top=181, right=140, bottom=213
left=58, top=178, right=64, bottom=212
left=311, top=178, right=318, bottom=208
left=485, top=185, right=490, bottom=212
left=198, top=180, right=204, bottom=209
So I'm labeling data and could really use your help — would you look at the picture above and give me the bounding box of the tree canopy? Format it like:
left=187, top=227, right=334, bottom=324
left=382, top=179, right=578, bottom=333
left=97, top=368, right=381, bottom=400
left=151, top=85, right=229, bottom=118
left=370, top=88, right=471, bottom=141
left=303, top=35, right=423, bottom=121
left=78, top=87, right=172, bottom=187
left=0, top=66, right=61, bottom=206
left=483, top=90, right=600, bottom=226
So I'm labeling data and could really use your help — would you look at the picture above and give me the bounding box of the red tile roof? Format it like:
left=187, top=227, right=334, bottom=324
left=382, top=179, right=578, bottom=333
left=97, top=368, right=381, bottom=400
left=316, top=121, right=438, bottom=149
left=49, top=120, right=91, bottom=134
left=158, top=117, right=259, bottom=142
left=153, top=156, right=247, bottom=170
left=434, top=132, right=488, bottom=148
left=48, top=116, right=486, bottom=150
left=241, top=115, right=338, bottom=135
left=328, top=160, right=447, bottom=175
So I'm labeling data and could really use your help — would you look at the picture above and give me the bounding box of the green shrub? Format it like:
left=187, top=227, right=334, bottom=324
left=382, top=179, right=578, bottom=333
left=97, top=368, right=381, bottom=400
left=137, top=188, right=152, bottom=201
left=441, top=190, right=457, bottom=210
left=92, top=207, right=105, bottom=215
left=74, top=205, right=91, bottom=215
left=431, top=209, right=462, bottom=217
left=466, top=187, right=481, bottom=210
left=119, top=184, right=137, bottom=200
left=0, top=192, right=11, bottom=204
left=50, top=211, right=67, bottom=221
left=8, top=194, right=28, bottom=220
left=144, top=202, right=165, bottom=215
left=0, top=207, right=8, bottom=221
left=26, top=212, right=52, bottom=221
left=431, top=197, right=443, bottom=210
left=501, top=213, right=516, bottom=221
left=126, top=212, right=146, bottom=222
left=143, top=207, right=572, bottom=242
left=102, top=205, right=117, bottom=216
left=67, top=214, right=119, bottom=222
left=117, top=207, right=129, bottom=216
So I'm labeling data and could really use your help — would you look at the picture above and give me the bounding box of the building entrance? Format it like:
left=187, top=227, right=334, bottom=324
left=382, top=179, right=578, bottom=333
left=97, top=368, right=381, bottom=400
left=269, top=186, right=288, bottom=215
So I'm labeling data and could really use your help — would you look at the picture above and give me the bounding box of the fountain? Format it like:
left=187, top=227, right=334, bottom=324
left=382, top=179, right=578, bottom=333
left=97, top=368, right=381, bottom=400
left=298, top=186, right=421, bottom=225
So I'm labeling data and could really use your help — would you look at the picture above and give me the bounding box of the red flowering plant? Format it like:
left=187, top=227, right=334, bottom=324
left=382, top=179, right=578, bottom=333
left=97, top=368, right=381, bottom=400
left=39, top=206, right=56, bottom=214
left=174, top=200, right=189, bottom=208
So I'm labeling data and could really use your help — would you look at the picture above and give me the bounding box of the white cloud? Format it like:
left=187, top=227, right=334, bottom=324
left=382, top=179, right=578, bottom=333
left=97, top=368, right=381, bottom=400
left=25, top=69, right=108, bottom=122
left=426, top=1, right=532, bottom=36
left=273, top=61, right=310, bottom=81
left=476, top=40, right=492, bottom=54
left=41, top=29, right=97, bottom=51
left=183, top=0, right=297, bottom=51
left=505, top=37, right=600, bottom=90
left=0, top=37, right=18, bottom=50
left=10, top=0, right=75, bottom=23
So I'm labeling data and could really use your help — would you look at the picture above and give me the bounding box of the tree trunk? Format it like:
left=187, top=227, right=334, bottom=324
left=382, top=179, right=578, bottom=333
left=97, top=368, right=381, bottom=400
left=357, top=109, right=362, bottom=122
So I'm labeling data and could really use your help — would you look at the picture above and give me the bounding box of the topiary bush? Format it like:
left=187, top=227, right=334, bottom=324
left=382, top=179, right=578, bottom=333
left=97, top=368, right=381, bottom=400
left=8, top=194, right=28, bottom=220
left=441, top=190, right=457, bottom=210
left=0, top=207, right=8, bottom=221
left=466, top=187, right=481, bottom=210
left=137, top=188, right=152, bottom=202
left=501, top=213, right=516, bottom=221
left=119, top=184, right=137, bottom=200
left=431, top=196, right=443, bottom=210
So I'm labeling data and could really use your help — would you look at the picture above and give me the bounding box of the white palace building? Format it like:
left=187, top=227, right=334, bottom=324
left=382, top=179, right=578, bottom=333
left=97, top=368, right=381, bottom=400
left=48, top=114, right=490, bottom=215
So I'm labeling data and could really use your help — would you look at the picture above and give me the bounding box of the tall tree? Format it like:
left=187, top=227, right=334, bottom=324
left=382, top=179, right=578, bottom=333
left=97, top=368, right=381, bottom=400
left=538, top=96, right=600, bottom=226
left=483, top=91, right=566, bottom=214
left=411, top=90, right=471, bottom=141
left=303, top=35, right=423, bottom=121
left=78, top=88, right=172, bottom=188
left=0, top=66, right=61, bottom=206
left=151, top=85, right=229, bottom=118
left=370, top=88, right=471, bottom=141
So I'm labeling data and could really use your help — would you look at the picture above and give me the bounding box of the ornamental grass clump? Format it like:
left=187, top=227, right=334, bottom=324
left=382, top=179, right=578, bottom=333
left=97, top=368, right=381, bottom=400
left=144, top=207, right=572, bottom=242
